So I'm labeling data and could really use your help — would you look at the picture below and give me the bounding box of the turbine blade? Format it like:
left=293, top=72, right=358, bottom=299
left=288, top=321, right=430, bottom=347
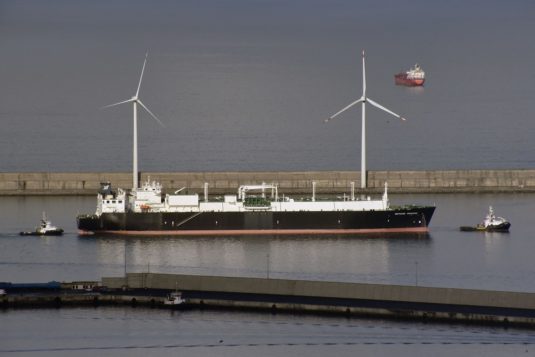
left=362, top=50, right=366, bottom=97
left=136, top=52, right=149, bottom=98
left=367, top=98, right=406, bottom=121
left=101, top=98, right=134, bottom=109
left=324, top=98, right=364, bottom=122
left=137, top=99, right=165, bottom=127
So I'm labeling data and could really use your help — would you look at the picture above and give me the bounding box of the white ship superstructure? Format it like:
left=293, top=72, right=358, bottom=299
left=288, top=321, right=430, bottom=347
left=406, top=64, right=425, bottom=80
left=97, top=179, right=390, bottom=215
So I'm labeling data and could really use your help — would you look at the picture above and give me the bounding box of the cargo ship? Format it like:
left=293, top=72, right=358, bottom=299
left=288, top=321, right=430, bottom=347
left=77, top=180, right=435, bottom=235
left=395, top=64, right=425, bottom=86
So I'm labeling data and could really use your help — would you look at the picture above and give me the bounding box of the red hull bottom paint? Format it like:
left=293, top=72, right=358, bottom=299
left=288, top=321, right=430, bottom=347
left=394, top=78, right=425, bottom=86
left=78, top=227, right=429, bottom=236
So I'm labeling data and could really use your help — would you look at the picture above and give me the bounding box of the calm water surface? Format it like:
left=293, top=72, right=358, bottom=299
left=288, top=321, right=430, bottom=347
left=1, top=307, right=535, bottom=356
left=1, top=1, right=535, bottom=172
left=2, top=193, right=534, bottom=356
left=1, top=193, right=533, bottom=292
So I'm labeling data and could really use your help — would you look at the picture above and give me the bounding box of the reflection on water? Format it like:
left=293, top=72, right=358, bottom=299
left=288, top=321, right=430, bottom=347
left=83, top=233, right=431, bottom=282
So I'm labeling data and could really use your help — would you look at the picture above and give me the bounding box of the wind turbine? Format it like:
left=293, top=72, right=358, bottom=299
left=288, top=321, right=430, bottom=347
left=325, top=50, right=406, bottom=189
left=102, top=53, right=164, bottom=190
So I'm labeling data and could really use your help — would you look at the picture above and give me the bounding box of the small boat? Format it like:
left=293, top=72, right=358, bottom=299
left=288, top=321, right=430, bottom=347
left=395, top=64, right=425, bottom=86
left=164, top=283, right=187, bottom=307
left=20, top=213, right=64, bottom=236
left=460, top=206, right=511, bottom=232
left=164, top=291, right=186, bottom=306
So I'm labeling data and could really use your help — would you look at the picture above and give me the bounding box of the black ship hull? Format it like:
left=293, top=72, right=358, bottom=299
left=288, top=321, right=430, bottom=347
left=77, top=206, right=435, bottom=236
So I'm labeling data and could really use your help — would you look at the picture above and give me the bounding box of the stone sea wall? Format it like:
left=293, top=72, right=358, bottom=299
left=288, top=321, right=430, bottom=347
left=0, top=169, right=534, bottom=195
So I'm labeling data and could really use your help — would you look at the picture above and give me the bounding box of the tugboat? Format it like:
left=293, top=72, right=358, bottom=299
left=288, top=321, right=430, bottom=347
left=20, top=213, right=64, bottom=236
left=395, top=64, right=425, bottom=86
left=460, top=206, right=511, bottom=232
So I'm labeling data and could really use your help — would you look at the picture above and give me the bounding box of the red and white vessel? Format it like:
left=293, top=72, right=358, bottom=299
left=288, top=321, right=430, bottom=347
left=395, top=64, right=425, bottom=86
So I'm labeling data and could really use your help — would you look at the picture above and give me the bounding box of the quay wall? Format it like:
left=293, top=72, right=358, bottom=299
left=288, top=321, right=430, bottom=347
left=1, top=169, right=535, bottom=195
left=5, top=273, right=535, bottom=325
left=99, top=273, right=535, bottom=325
left=105, top=273, right=535, bottom=311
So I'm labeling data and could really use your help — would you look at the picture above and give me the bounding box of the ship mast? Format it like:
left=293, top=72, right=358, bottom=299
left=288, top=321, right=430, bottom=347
left=101, top=53, right=164, bottom=190
left=325, top=50, right=406, bottom=189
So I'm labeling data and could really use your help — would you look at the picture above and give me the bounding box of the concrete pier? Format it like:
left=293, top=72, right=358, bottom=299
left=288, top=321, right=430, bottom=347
left=5, top=273, right=535, bottom=326
left=1, top=169, right=535, bottom=195
left=102, top=273, right=535, bottom=326
left=109, top=273, right=535, bottom=326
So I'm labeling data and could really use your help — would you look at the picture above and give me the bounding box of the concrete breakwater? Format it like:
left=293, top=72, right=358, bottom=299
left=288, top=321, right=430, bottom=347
left=6, top=273, right=535, bottom=326
left=1, top=169, right=535, bottom=195
left=106, top=273, right=535, bottom=325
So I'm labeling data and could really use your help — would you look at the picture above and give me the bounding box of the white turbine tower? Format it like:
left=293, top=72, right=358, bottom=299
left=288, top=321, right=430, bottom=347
left=325, top=50, right=406, bottom=189
left=102, top=53, right=164, bottom=190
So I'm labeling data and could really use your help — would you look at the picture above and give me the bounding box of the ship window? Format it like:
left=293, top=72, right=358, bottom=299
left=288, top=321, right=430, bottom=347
left=118, top=201, right=122, bottom=204
left=106, top=200, right=110, bottom=203
left=112, top=200, right=116, bottom=204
